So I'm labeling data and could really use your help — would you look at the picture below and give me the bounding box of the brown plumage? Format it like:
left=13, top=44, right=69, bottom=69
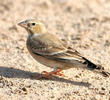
left=18, top=19, right=110, bottom=77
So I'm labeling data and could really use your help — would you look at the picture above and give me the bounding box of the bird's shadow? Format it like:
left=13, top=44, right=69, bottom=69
left=0, top=66, right=91, bottom=87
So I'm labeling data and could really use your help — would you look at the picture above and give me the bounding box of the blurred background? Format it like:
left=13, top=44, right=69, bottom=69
left=0, top=0, right=110, bottom=99
left=0, top=0, right=110, bottom=69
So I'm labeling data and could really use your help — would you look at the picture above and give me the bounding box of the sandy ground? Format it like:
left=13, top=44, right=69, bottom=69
left=0, top=0, right=110, bottom=100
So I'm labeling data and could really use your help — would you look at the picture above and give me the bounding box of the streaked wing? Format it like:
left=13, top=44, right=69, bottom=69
left=27, top=33, right=85, bottom=64
left=27, top=33, right=67, bottom=55
left=42, top=46, right=86, bottom=64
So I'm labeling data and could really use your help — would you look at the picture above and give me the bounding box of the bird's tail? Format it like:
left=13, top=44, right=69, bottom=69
left=83, top=57, right=110, bottom=77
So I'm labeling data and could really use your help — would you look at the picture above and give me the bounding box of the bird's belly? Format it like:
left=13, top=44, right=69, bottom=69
left=32, top=53, right=64, bottom=68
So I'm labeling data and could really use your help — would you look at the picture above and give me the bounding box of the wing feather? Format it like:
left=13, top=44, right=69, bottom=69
left=27, top=33, right=67, bottom=55
left=27, top=33, right=85, bottom=64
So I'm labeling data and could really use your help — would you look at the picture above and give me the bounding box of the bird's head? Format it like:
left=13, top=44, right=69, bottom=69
left=18, top=19, right=47, bottom=35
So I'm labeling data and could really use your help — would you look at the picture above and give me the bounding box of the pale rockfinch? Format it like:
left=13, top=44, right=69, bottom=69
left=18, top=19, right=110, bottom=77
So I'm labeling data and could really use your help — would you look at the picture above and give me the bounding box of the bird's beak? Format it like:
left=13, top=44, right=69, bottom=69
left=18, top=21, right=27, bottom=28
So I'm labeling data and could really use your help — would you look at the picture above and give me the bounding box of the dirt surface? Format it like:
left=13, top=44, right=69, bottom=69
left=0, top=0, right=110, bottom=100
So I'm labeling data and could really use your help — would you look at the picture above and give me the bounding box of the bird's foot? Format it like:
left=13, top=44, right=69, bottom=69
left=41, top=69, right=65, bottom=78
left=31, top=69, right=65, bottom=80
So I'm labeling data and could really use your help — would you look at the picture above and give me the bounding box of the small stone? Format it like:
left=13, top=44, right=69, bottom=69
left=22, top=87, right=27, bottom=92
left=101, top=87, right=105, bottom=90
left=99, top=91, right=105, bottom=95
left=0, top=83, right=3, bottom=88
left=51, top=96, right=55, bottom=98
left=75, top=75, right=80, bottom=78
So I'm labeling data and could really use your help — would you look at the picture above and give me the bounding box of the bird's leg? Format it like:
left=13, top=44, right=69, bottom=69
left=42, top=69, right=65, bottom=77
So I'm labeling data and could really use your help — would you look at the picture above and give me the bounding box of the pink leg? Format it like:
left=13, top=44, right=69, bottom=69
left=42, top=69, right=65, bottom=77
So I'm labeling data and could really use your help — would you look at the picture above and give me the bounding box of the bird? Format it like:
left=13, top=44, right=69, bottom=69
left=18, top=19, right=110, bottom=78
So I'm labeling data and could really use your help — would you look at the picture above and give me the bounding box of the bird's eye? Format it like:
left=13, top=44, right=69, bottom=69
left=32, top=23, right=36, bottom=26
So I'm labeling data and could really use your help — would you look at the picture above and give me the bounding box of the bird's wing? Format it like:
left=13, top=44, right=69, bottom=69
left=28, top=33, right=85, bottom=64
left=43, top=46, right=86, bottom=63
left=27, top=33, right=68, bottom=55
